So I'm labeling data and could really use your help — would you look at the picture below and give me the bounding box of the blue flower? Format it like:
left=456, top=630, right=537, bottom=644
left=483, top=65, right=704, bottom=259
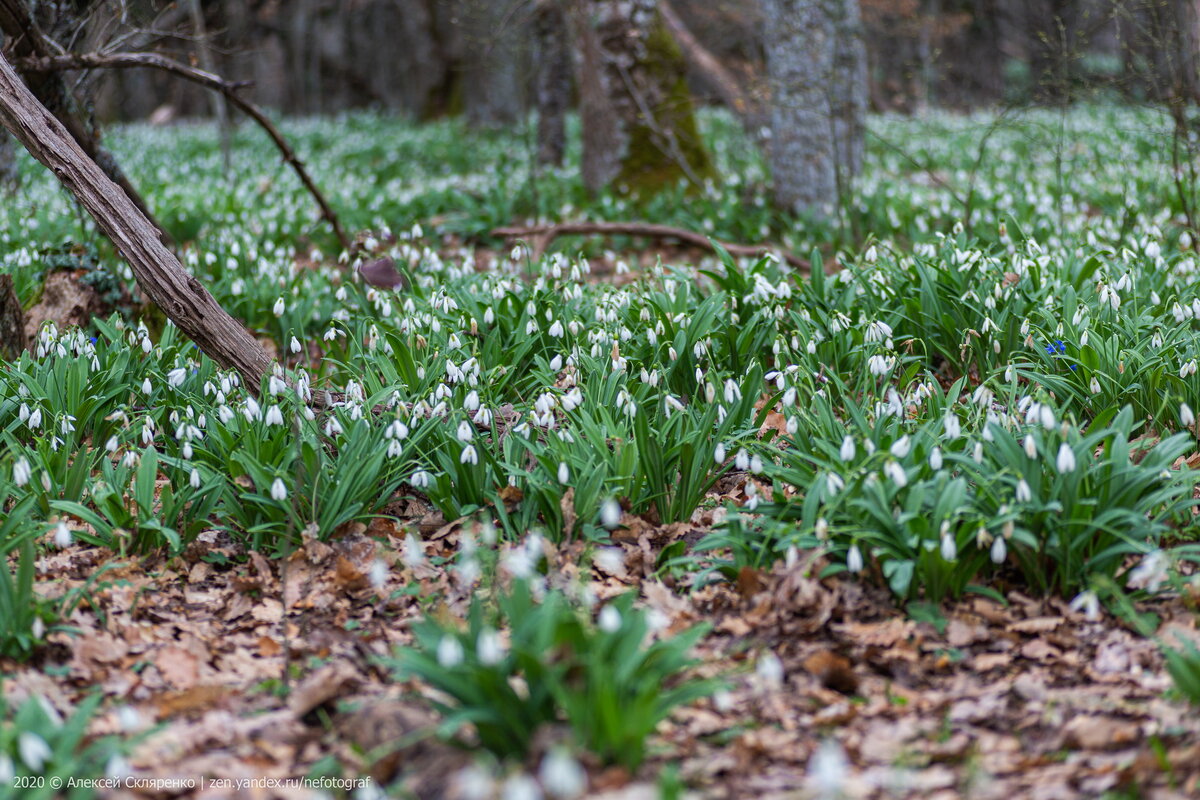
left=1044, top=340, right=1076, bottom=369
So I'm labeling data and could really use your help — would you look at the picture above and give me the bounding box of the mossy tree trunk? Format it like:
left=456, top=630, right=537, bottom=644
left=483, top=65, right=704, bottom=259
left=573, top=0, right=712, bottom=195
left=760, top=0, right=867, bottom=217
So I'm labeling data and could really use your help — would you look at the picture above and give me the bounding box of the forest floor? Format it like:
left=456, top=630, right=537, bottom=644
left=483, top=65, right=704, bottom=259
left=8, top=489, right=1199, bottom=800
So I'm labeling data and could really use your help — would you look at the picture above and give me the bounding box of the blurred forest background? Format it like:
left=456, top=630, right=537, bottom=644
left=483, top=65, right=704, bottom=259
left=44, top=0, right=1200, bottom=122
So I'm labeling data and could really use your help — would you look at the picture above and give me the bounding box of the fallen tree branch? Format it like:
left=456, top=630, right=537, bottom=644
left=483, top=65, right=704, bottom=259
left=0, top=49, right=274, bottom=390
left=15, top=51, right=350, bottom=250
left=491, top=221, right=810, bottom=270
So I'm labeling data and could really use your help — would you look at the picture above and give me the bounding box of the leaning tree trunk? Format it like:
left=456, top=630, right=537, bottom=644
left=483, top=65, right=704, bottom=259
left=760, top=0, right=867, bottom=216
left=534, top=0, right=571, bottom=165
left=572, top=0, right=712, bottom=195
left=0, top=50, right=273, bottom=390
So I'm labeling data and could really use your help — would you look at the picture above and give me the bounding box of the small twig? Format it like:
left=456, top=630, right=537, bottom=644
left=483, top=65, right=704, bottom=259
left=491, top=220, right=812, bottom=270
left=15, top=51, right=350, bottom=250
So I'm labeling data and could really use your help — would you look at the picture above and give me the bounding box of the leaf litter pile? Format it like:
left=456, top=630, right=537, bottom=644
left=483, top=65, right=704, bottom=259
left=7, top=495, right=1198, bottom=799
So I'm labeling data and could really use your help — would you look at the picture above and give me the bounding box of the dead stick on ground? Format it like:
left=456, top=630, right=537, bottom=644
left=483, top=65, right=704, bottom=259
left=15, top=51, right=350, bottom=251
left=491, top=221, right=812, bottom=271
left=0, top=49, right=274, bottom=390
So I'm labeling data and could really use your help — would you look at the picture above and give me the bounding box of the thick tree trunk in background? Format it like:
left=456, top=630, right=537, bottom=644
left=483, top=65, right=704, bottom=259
left=534, top=0, right=571, bottom=165
left=0, top=51, right=273, bottom=390
left=760, top=0, right=867, bottom=216
left=0, top=131, right=16, bottom=189
left=463, top=0, right=527, bottom=128
left=573, top=0, right=712, bottom=195
left=188, top=0, right=232, bottom=173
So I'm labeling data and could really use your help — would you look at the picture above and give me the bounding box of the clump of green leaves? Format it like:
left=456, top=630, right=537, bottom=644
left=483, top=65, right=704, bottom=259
left=391, top=580, right=716, bottom=770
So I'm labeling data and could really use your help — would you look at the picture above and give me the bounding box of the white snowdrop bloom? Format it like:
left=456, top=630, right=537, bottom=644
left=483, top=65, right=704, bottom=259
left=456, top=420, right=474, bottom=442
left=437, top=635, right=464, bottom=668
left=12, top=457, right=30, bottom=487
left=1023, top=434, right=1038, bottom=459
left=53, top=520, right=72, bottom=548
left=755, top=650, right=784, bottom=688
left=1016, top=478, right=1032, bottom=502
left=600, top=498, right=622, bottom=528
left=410, top=470, right=432, bottom=489
left=749, top=454, right=764, bottom=474
left=387, top=439, right=403, bottom=458
left=17, top=732, right=51, bottom=771
left=943, top=412, right=962, bottom=439
left=1055, top=443, right=1076, bottom=474
left=846, top=543, right=864, bottom=573
left=929, top=447, right=943, bottom=471
left=724, top=379, right=741, bottom=404
left=1069, top=590, right=1101, bottom=621
left=940, top=531, right=957, bottom=561
left=867, top=354, right=894, bottom=376
left=782, top=386, right=797, bottom=408
left=268, top=374, right=287, bottom=396
left=840, top=436, right=856, bottom=462
left=402, top=533, right=425, bottom=569
left=973, top=441, right=983, bottom=463
left=27, top=407, right=42, bottom=430
left=1089, top=377, right=1101, bottom=394
left=827, top=472, right=844, bottom=495
left=290, top=336, right=301, bottom=354
left=272, top=297, right=286, bottom=316
left=264, top=405, right=284, bottom=426
left=548, top=320, right=565, bottom=338
left=502, top=774, right=543, bottom=800
left=786, top=416, right=799, bottom=434
left=1039, top=403, right=1056, bottom=430
left=557, top=462, right=570, bottom=484
left=990, top=532, right=1007, bottom=564
left=105, top=436, right=119, bottom=452
left=806, top=739, right=849, bottom=799
left=889, top=435, right=911, bottom=459
left=884, top=460, right=907, bottom=488
left=597, top=605, right=622, bottom=633
left=141, top=337, right=152, bottom=354
left=460, top=444, right=479, bottom=465
left=1126, top=549, right=1169, bottom=592
left=539, top=749, right=586, bottom=799
left=1182, top=403, right=1196, bottom=428
left=714, top=442, right=727, bottom=464
left=270, top=477, right=288, bottom=501
left=735, top=448, right=750, bottom=470
left=190, top=468, right=201, bottom=489
left=813, top=517, right=829, bottom=540
left=167, top=367, right=187, bottom=388
left=865, top=320, right=892, bottom=342
left=477, top=628, right=506, bottom=665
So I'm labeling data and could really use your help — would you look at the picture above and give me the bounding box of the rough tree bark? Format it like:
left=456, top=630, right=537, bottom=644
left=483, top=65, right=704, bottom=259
left=187, top=0, right=232, bottom=174
left=659, top=0, right=760, bottom=127
left=760, top=0, right=867, bottom=216
left=0, top=130, right=16, bottom=189
left=0, top=0, right=167, bottom=240
left=0, top=50, right=273, bottom=390
left=533, top=0, right=571, bottom=165
left=462, top=0, right=527, bottom=128
left=572, top=0, right=712, bottom=194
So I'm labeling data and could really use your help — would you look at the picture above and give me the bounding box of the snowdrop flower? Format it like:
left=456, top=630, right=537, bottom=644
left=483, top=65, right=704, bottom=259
left=1126, top=549, right=1168, bottom=592
left=477, top=628, right=506, bottom=665
left=12, top=456, right=30, bottom=487
left=806, top=739, right=849, bottom=800
left=990, top=534, right=1007, bottom=564
left=883, top=460, right=907, bottom=488
left=600, top=498, right=622, bottom=528
left=724, top=379, right=741, bottom=404
left=1016, top=478, right=1032, bottom=503
left=264, top=405, right=284, bottom=426
left=539, top=749, right=586, bottom=799
left=1089, top=377, right=1101, bottom=394
left=749, top=454, right=764, bottom=474
left=846, top=543, right=864, bottom=573
left=1055, top=443, right=1076, bottom=474
left=889, top=435, right=911, bottom=459
left=944, top=412, right=961, bottom=439
left=557, top=461, right=570, bottom=484
left=17, top=732, right=51, bottom=771
left=272, top=297, right=286, bottom=316
left=839, top=436, right=855, bottom=462
left=940, top=530, right=957, bottom=561
left=460, top=444, right=479, bottom=465
left=1069, top=589, right=1101, bottom=621
left=1023, top=434, right=1038, bottom=459
left=755, top=650, right=784, bottom=688
left=867, top=354, right=894, bottom=376
left=270, top=477, right=288, bottom=501
left=735, top=448, right=750, bottom=470
left=929, top=447, right=943, bottom=471
left=53, top=520, right=72, bottom=548
left=456, top=420, right=474, bottom=442
left=410, top=470, right=432, bottom=489
left=190, top=468, right=201, bottom=489
left=167, top=367, right=187, bottom=388
left=597, top=605, right=622, bottom=633
left=714, top=443, right=727, bottom=464
left=865, top=320, right=892, bottom=342
left=1182, top=403, right=1196, bottom=428
left=827, top=472, right=844, bottom=496
left=437, top=635, right=464, bottom=668
left=27, top=407, right=42, bottom=430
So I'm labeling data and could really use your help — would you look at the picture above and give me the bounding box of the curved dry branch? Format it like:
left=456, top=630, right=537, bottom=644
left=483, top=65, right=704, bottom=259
left=15, top=51, right=350, bottom=250
left=492, top=220, right=811, bottom=270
